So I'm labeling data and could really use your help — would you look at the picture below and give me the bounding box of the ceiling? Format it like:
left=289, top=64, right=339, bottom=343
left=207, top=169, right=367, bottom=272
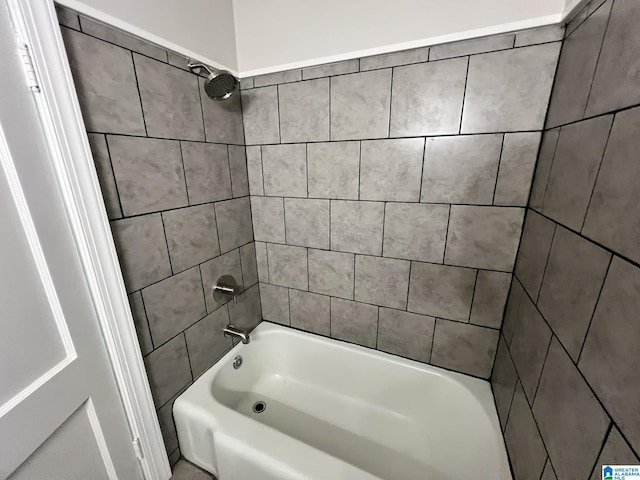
left=58, top=0, right=584, bottom=78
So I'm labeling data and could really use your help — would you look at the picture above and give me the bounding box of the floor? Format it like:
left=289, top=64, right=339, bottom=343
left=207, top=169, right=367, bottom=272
left=170, top=459, right=216, bottom=480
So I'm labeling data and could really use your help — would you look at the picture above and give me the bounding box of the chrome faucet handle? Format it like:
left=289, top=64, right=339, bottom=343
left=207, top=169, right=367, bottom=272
left=223, top=324, right=250, bottom=344
left=212, top=275, right=240, bottom=303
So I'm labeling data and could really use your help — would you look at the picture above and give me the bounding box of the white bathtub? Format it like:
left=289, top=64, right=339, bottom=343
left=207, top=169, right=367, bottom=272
left=174, top=322, right=511, bottom=480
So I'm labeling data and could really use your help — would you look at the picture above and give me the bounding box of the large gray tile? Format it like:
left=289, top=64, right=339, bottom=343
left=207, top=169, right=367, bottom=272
left=200, top=249, right=243, bottom=313
left=514, top=210, right=556, bottom=301
left=56, top=5, right=80, bottom=30
left=537, top=227, right=610, bottom=361
left=461, top=43, right=561, bottom=133
left=583, top=107, right=640, bottom=264
left=505, top=382, right=548, bottom=480
left=284, top=198, right=330, bottom=249
left=200, top=79, right=244, bottom=144
left=307, top=141, right=360, bottom=200
left=354, top=256, right=410, bottom=310
left=515, top=25, right=565, bottom=47
left=579, top=257, right=640, bottom=453
left=330, top=298, right=378, bottom=348
left=87, top=133, right=122, bottom=219
left=589, top=427, right=640, bottom=480
left=267, top=244, right=308, bottom=290
left=407, top=263, right=476, bottom=321
left=542, top=115, right=613, bottom=231
left=79, top=17, right=166, bottom=61
left=255, top=242, right=269, bottom=283
left=390, top=57, right=467, bottom=136
left=108, top=136, right=187, bottom=216
left=533, top=338, right=610, bottom=480
left=228, top=146, right=249, bottom=197
left=360, top=138, right=424, bottom=201
left=469, top=271, right=511, bottom=328
left=185, top=307, right=232, bottom=378
left=302, top=59, right=359, bottom=80
left=246, top=146, right=264, bottom=195
left=586, top=0, right=640, bottom=116
left=360, top=46, right=429, bottom=71
left=331, top=200, right=384, bottom=255
left=262, top=144, right=307, bottom=197
left=491, top=335, right=518, bottom=430
left=254, top=69, right=301, bottom=87
left=181, top=142, right=232, bottom=205
left=331, top=69, right=392, bottom=140
left=144, top=334, right=191, bottom=407
left=430, top=34, right=514, bottom=60
left=228, top=284, right=262, bottom=330
left=279, top=78, right=330, bottom=142
left=134, top=55, right=204, bottom=141
left=60, top=29, right=145, bottom=135
left=171, top=459, right=212, bottom=480
left=128, top=291, right=153, bottom=355
left=111, top=214, right=171, bottom=292
left=494, top=132, right=542, bottom=206
left=163, top=204, right=219, bottom=272
left=529, top=129, right=560, bottom=210
left=308, top=249, right=354, bottom=300
left=251, top=196, right=285, bottom=243
left=421, top=134, right=502, bottom=204
left=239, top=242, right=258, bottom=288
left=502, top=278, right=524, bottom=347
left=545, top=1, right=612, bottom=127
left=241, top=86, right=280, bottom=145
left=445, top=206, right=524, bottom=271
left=215, top=197, right=253, bottom=253
left=142, top=267, right=206, bottom=346
left=377, top=308, right=434, bottom=363
left=259, top=283, right=289, bottom=325
left=289, top=290, right=330, bottom=336
left=383, top=203, right=449, bottom=263
left=431, top=319, right=499, bottom=378
left=509, top=292, right=552, bottom=402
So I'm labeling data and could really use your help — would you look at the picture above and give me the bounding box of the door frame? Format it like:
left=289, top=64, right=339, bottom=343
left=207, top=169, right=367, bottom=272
left=7, top=0, right=172, bottom=478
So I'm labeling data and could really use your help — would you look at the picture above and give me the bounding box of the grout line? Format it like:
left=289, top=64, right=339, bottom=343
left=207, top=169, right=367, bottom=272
left=225, top=145, right=235, bottom=197
left=87, top=130, right=246, bottom=147
left=418, top=138, right=427, bottom=201
left=102, top=135, right=126, bottom=217
left=579, top=115, right=615, bottom=232
left=582, top=3, right=613, bottom=118
left=259, top=146, right=266, bottom=195
left=387, top=68, right=395, bottom=137
left=159, top=212, right=174, bottom=275
left=328, top=77, right=332, bottom=141
left=197, top=265, right=208, bottom=313
left=380, top=202, right=387, bottom=256
left=196, top=76, right=208, bottom=142
left=405, top=261, right=412, bottom=310
left=577, top=255, right=613, bottom=363
left=588, top=423, right=614, bottom=480
left=276, top=85, right=282, bottom=143
left=182, top=332, right=195, bottom=381
left=492, top=133, right=506, bottom=205
left=535, top=224, right=557, bottom=302
left=458, top=56, right=471, bottom=134
left=130, top=51, right=148, bottom=137
left=138, top=290, right=155, bottom=350
left=178, top=141, right=190, bottom=206
left=532, top=333, right=553, bottom=404
left=357, top=141, right=362, bottom=200
left=442, top=205, right=452, bottom=262
left=467, top=270, right=479, bottom=323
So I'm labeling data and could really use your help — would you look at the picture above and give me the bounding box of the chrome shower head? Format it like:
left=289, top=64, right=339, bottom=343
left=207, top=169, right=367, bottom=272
left=188, top=61, right=238, bottom=101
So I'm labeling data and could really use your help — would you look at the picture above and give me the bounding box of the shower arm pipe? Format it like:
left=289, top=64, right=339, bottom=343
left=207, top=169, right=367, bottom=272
left=187, top=61, right=214, bottom=76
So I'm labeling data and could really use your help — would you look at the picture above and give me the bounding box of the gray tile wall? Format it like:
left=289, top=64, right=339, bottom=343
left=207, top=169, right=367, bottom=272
left=493, top=1, right=640, bottom=478
left=243, top=25, right=563, bottom=380
left=56, top=6, right=261, bottom=467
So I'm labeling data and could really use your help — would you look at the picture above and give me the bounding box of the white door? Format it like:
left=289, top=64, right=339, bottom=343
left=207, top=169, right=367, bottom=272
left=0, top=0, right=144, bottom=478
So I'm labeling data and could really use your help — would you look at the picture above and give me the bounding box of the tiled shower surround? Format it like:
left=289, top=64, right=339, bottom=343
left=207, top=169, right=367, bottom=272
left=56, top=7, right=261, bottom=466
left=491, top=0, right=640, bottom=479
left=242, top=27, right=563, bottom=379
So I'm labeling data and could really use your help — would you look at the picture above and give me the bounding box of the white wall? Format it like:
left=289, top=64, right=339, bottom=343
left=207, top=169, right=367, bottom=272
left=57, top=0, right=238, bottom=73
left=234, top=0, right=565, bottom=76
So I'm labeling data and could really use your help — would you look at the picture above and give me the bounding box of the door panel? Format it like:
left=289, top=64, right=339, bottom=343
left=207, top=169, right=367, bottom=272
left=0, top=0, right=143, bottom=478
